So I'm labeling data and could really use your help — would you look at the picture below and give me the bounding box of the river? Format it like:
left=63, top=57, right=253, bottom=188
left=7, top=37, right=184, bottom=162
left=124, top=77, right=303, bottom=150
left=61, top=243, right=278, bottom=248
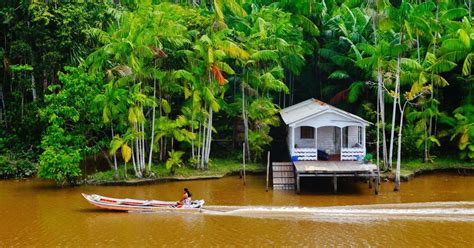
left=0, top=173, right=473, bottom=247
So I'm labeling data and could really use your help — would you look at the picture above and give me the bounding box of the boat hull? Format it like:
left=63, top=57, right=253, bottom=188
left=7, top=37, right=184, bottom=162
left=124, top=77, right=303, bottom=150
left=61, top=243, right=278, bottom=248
left=82, top=193, right=204, bottom=212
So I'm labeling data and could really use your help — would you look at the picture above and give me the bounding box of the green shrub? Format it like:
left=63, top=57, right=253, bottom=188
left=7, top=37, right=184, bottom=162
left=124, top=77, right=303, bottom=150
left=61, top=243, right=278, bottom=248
left=363, top=153, right=373, bottom=164
left=0, top=156, right=37, bottom=179
left=0, top=156, right=15, bottom=179
left=166, top=151, right=184, bottom=175
left=15, top=159, right=37, bottom=178
left=38, top=147, right=82, bottom=185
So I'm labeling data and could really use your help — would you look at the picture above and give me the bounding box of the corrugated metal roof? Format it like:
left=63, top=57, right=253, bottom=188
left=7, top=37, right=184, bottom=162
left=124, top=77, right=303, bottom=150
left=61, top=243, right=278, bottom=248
left=280, top=98, right=370, bottom=125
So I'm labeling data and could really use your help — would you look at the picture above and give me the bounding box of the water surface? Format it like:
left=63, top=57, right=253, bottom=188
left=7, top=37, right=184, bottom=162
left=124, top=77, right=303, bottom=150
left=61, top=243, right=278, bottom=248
left=0, top=173, right=473, bottom=247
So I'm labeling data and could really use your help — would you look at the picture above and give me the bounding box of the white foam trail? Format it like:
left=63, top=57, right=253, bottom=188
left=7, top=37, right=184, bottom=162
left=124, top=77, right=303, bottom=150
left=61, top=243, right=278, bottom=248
left=201, top=201, right=474, bottom=222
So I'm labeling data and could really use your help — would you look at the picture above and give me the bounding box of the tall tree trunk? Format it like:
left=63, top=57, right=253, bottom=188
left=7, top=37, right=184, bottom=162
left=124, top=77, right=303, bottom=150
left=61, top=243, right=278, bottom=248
left=199, top=103, right=207, bottom=170
left=197, top=112, right=203, bottom=168
left=140, top=121, right=146, bottom=174
left=379, top=76, right=388, bottom=169
left=241, top=83, right=250, bottom=160
left=31, top=70, right=37, bottom=101
left=389, top=56, right=400, bottom=170
left=394, top=102, right=408, bottom=192
left=158, top=84, right=164, bottom=162
left=147, top=69, right=157, bottom=175
left=376, top=70, right=380, bottom=173
left=426, top=87, right=435, bottom=163
left=191, top=92, right=195, bottom=159
left=101, top=150, right=114, bottom=170
left=389, top=30, right=404, bottom=170
left=111, top=123, right=119, bottom=179
left=470, top=0, right=472, bottom=21
left=204, top=105, right=213, bottom=169
left=131, top=143, right=139, bottom=177
left=416, top=35, right=421, bottom=63
left=371, top=4, right=383, bottom=173
left=424, top=110, right=429, bottom=163
left=124, top=162, right=128, bottom=179
left=134, top=123, right=142, bottom=178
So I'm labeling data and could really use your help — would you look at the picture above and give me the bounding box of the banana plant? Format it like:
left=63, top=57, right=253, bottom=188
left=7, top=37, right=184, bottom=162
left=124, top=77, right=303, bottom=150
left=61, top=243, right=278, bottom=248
left=92, top=81, right=128, bottom=177
left=439, top=105, right=474, bottom=161
left=109, top=128, right=135, bottom=179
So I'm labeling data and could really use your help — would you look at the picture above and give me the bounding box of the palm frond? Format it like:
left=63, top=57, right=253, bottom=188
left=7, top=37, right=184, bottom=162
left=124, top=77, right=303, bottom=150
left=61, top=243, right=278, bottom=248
left=427, top=60, right=457, bottom=74
left=348, top=81, right=366, bottom=103
left=401, top=58, right=422, bottom=71
left=292, top=14, right=320, bottom=36
left=328, top=70, right=350, bottom=80
left=250, top=50, right=278, bottom=61
left=441, top=8, right=468, bottom=22
left=462, top=53, right=474, bottom=76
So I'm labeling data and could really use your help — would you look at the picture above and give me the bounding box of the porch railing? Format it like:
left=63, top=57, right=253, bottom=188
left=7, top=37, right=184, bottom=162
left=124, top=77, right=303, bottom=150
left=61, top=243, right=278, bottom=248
left=292, top=148, right=318, bottom=161
left=341, top=147, right=365, bottom=161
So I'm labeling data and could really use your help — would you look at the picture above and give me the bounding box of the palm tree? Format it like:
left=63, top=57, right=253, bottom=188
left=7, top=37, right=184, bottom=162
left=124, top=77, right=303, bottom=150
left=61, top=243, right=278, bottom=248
left=401, top=53, right=455, bottom=161
left=109, top=128, right=135, bottom=178
left=93, top=81, right=128, bottom=179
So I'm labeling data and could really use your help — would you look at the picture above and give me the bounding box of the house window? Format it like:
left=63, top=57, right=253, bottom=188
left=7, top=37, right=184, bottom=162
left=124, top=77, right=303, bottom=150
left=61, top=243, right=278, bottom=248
left=300, top=126, right=314, bottom=139
left=358, top=126, right=363, bottom=145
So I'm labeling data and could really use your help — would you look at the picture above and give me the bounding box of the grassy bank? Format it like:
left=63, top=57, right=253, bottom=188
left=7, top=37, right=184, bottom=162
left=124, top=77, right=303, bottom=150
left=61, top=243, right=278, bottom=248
left=87, top=156, right=472, bottom=184
left=391, top=158, right=474, bottom=178
left=88, top=158, right=264, bottom=183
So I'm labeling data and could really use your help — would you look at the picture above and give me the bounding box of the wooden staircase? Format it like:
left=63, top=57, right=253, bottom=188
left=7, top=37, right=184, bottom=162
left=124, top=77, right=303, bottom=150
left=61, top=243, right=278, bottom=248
left=272, top=162, right=295, bottom=190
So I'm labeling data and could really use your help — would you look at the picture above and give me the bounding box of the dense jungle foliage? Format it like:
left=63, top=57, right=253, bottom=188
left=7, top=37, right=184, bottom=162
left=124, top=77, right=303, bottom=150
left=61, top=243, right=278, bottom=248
left=0, top=0, right=473, bottom=185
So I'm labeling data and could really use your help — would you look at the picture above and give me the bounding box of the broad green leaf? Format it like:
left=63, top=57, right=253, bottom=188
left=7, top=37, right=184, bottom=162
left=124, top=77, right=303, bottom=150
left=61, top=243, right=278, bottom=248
left=121, top=144, right=132, bottom=163
left=462, top=53, right=474, bottom=76
left=458, top=29, right=471, bottom=48
left=161, top=99, right=171, bottom=114
left=441, top=8, right=468, bottom=21
left=109, top=137, right=124, bottom=156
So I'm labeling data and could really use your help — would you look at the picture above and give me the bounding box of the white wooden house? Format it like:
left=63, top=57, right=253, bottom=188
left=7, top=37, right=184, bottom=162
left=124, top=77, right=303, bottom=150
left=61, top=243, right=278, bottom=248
left=280, top=98, right=371, bottom=161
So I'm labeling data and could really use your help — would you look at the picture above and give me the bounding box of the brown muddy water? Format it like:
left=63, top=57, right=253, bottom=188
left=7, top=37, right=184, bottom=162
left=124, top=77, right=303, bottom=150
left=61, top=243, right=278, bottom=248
left=0, top=174, right=473, bottom=247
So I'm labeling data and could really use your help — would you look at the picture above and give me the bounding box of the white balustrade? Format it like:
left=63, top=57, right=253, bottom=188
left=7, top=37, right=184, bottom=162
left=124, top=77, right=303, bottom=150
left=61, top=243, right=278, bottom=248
left=292, top=148, right=318, bottom=161
left=341, top=147, right=365, bottom=161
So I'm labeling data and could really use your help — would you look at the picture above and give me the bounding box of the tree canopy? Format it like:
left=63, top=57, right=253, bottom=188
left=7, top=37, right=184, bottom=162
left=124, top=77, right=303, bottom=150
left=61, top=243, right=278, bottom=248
left=0, top=0, right=472, bottom=185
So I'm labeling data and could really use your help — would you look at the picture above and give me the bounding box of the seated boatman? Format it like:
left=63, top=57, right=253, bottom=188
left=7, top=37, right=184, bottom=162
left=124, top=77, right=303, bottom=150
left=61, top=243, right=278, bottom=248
left=177, top=188, right=192, bottom=206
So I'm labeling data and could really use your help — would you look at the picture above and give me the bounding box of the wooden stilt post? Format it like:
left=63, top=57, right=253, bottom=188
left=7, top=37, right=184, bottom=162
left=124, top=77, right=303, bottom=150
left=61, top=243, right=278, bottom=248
left=375, top=171, right=380, bottom=195
left=296, top=172, right=300, bottom=194
left=242, top=142, right=246, bottom=186
left=333, top=174, right=337, bottom=193
left=266, top=151, right=270, bottom=192
left=369, top=175, right=373, bottom=189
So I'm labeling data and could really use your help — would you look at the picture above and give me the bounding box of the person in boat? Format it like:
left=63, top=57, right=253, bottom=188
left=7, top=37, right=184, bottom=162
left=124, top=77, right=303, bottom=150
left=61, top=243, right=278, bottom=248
left=177, top=188, right=192, bottom=206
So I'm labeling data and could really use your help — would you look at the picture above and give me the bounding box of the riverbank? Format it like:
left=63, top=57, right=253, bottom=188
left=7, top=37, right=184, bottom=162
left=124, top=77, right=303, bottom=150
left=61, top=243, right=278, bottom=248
left=385, top=158, right=474, bottom=181
left=86, top=157, right=473, bottom=186
left=86, top=158, right=265, bottom=186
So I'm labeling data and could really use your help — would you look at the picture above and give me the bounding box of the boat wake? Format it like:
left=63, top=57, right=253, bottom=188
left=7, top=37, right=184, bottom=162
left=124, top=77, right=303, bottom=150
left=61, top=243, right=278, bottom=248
left=200, top=201, right=474, bottom=222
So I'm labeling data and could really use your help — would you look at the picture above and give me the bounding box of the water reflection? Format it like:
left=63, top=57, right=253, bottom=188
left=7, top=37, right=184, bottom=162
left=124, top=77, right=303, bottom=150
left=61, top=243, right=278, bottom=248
left=0, top=173, right=473, bottom=247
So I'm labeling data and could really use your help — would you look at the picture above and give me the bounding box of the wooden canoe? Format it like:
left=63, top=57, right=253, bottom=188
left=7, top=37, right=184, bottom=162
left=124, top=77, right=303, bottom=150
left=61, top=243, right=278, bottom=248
left=82, top=193, right=205, bottom=212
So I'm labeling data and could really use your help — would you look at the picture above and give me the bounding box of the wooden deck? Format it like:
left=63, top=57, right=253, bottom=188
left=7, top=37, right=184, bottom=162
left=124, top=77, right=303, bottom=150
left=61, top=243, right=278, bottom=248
left=294, top=161, right=376, bottom=174
left=292, top=161, right=379, bottom=194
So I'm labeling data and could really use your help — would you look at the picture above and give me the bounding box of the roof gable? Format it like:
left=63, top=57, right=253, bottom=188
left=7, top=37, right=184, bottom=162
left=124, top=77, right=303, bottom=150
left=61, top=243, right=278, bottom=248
left=280, top=98, right=370, bottom=125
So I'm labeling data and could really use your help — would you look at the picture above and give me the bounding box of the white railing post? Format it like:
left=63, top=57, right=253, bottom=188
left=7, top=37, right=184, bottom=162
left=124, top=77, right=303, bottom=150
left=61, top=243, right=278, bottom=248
left=290, top=126, right=295, bottom=157
left=314, top=127, right=318, bottom=160
left=362, top=126, right=366, bottom=157
left=340, top=127, right=343, bottom=161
